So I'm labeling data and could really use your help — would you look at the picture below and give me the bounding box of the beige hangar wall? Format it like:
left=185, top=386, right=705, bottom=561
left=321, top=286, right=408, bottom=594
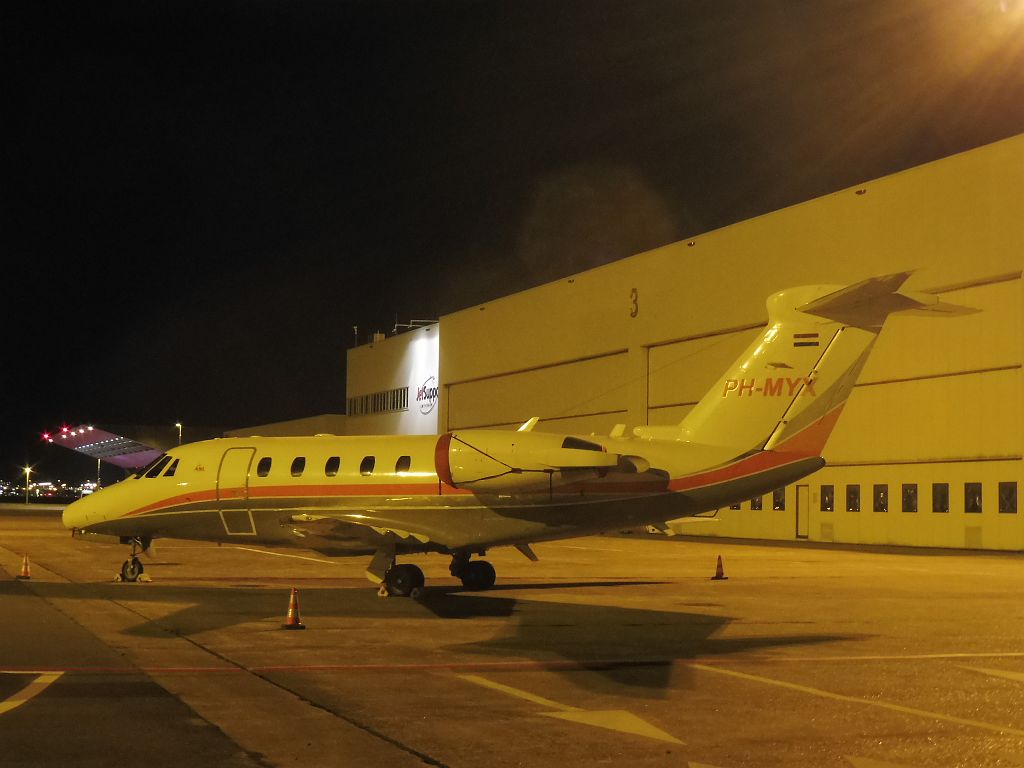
left=439, top=134, right=1023, bottom=551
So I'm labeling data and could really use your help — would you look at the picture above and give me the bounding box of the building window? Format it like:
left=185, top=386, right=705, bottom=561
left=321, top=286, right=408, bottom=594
left=750, top=495, right=763, bottom=510
left=846, top=484, right=860, bottom=512
left=360, top=456, right=375, bottom=476
left=395, top=455, right=411, bottom=474
left=290, top=457, right=306, bottom=477
left=820, top=485, right=834, bottom=512
left=964, top=482, right=982, bottom=513
left=325, top=456, right=340, bottom=477
left=347, top=386, right=411, bottom=417
left=772, top=488, right=786, bottom=510
left=932, top=482, right=949, bottom=513
left=998, top=482, right=1017, bottom=513
left=257, top=457, right=272, bottom=477
left=873, top=484, right=888, bottom=513
left=902, top=484, right=918, bottom=513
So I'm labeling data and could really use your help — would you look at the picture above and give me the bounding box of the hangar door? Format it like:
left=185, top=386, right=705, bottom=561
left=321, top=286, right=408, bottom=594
left=217, top=447, right=257, bottom=535
left=447, top=351, right=628, bottom=432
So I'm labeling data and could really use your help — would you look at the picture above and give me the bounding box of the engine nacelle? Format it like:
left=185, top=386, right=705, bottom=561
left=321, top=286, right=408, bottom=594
left=434, top=429, right=620, bottom=493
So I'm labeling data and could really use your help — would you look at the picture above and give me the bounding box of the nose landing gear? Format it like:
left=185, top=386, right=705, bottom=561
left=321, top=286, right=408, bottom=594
left=117, top=537, right=151, bottom=583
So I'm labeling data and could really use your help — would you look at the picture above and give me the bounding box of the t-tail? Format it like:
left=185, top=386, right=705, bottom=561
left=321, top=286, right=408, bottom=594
left=668, top=272, right=976, bottom=457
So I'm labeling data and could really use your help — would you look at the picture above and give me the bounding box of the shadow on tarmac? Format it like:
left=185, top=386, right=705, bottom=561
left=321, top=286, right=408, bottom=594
left=4, top=578, right=852, bottom=698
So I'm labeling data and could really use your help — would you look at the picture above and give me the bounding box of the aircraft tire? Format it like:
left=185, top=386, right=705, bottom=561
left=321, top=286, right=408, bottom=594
left=120, top=557, right=144, bottom=582
left=460, top=560, right=496, bottom=591
left=385, top=564, right=425, bottom=597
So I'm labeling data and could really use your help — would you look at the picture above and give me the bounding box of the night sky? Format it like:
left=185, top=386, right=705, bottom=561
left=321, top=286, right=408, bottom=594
left=5, top=1, right=1023, bottom=483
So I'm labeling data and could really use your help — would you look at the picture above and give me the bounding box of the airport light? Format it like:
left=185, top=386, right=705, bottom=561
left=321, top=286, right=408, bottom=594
left=175, top=422, right=182, bottom=445
left=23, top=466, right=31, bottom=505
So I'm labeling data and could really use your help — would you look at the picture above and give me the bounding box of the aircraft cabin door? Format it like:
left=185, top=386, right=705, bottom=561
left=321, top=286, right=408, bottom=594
left=796, top=484, right=810, bottom=539
left=217, top=447, right=257, bottom=536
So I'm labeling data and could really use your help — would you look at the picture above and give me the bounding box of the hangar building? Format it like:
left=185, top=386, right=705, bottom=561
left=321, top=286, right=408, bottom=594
left=345, top=135, right=1022, bottom=552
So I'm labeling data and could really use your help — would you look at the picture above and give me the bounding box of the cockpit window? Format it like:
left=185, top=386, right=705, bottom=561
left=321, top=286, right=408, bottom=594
left=134, top=454, right=166, bottom=479
left=145, top=455, right=173, bottom=478
left=163, top=459, right=179, bottom=477
left=561, top=437, right=605, bottom=452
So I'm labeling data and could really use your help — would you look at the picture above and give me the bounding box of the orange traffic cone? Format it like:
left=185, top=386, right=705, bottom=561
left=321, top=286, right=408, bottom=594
left=15, top=554, right=31, bottom=580
left=281, top=587, right=306, bottom=630
left=711, top=555, right=728, bottom=581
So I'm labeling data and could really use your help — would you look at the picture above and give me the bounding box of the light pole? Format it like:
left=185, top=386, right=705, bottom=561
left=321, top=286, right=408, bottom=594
left=175, top=422, right=183, bottom=445
left=23, top=466, right=31, bottom=505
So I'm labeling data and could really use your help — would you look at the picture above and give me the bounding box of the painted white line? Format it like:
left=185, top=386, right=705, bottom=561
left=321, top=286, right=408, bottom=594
left=229, top=547, right=342, bottom=565
left=958, top=665, right=1024, bottom=683
left=456, top=674, right=683, bottom=744
left=691, top=663, right=1024, bottom=737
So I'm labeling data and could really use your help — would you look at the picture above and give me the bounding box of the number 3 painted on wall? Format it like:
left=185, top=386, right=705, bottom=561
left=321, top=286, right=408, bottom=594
left=629, top=287, right=639, bottom=318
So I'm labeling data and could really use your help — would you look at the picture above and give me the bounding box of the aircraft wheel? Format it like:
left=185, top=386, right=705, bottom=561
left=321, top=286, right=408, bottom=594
left=385, top=564, right=425, bottom=597
left=120, top=557, right=144, bottom=582
left=460, top=560, right=496, bottom=591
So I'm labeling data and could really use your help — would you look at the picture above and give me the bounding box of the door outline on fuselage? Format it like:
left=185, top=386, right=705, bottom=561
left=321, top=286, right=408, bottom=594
left=796, top=484, right=810, bottom=539
left=217, top=447, right=257, bottom=536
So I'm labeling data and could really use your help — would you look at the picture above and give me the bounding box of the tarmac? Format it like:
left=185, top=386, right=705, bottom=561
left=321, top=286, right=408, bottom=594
left=1, top=502, right=1022, bottom=767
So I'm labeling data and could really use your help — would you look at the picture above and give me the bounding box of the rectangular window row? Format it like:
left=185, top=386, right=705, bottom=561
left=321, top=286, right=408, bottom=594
left=727, top=481, right=1018, bottom=514
left=255, top=455, right=414, bottom=478
left=819, top=481, right=1018, bottom=514
left=347, top=386, right=410, bottom=417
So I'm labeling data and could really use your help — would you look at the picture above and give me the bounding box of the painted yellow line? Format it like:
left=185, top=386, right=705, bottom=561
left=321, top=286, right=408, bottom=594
left=457, top=674, right=575, bottom=711
left=230, top=547, right=342, bottom=565
left=0, top=672, right=63, bottom=716
left=690, top=663, right=1024, bottom=737
left=958, top=665, right=1024, bottom=683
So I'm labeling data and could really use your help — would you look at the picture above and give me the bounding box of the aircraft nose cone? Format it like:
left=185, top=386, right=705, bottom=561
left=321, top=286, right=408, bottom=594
left=62, top=495, right=90, bottom=530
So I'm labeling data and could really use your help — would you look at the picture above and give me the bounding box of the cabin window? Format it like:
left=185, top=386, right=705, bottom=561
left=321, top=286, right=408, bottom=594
left=932, top=482, right=949, bottom=513
left=395, top=455, right=411, bottom=474
left=873, top=484, right=888, bottom=513
left=360, top=456, right=375, bottom=476
left=749, top=495, right=763, bottom=510
left=964, top=482, right=982, bottom=513
left=325, top=456, right=340, bottom=477
left=998, top=482, right=1017, bottom=513
left=902, top=484, right=918, bottom=513
left=163, top=459, right=179, bottom=478
left=820, top=485, right=834, bottom=512
left=772, top=487, right=786, bottom=511
left=291, top=457, right=306, bottom=477
left=846, top=484, right=860, bottom=512
left=145, top=455, right=173, bottom=478
left=257, top=457, right=272, bottom=477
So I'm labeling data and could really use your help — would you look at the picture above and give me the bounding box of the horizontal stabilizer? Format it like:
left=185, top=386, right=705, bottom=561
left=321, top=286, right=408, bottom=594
left=796, top=272, right=977, bottom=330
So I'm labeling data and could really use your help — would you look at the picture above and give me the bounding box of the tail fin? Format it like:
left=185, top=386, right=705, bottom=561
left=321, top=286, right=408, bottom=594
left=664, top=272, right=975, bottom=456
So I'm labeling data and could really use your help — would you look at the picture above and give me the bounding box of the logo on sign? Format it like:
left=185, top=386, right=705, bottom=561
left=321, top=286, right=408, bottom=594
left=417, top=376, right=439, bottom=415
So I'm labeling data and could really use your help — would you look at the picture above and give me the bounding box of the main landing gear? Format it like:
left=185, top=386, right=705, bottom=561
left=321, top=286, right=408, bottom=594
left=449, top=552, right=496, bottom=591
left=118, top=537, right=150, bottom=582
left=372, top=550, right=497, bottom=598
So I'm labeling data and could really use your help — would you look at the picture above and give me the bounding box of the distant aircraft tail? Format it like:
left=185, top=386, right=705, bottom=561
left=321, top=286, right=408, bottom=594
left=665, top=272, right=975, bottom=456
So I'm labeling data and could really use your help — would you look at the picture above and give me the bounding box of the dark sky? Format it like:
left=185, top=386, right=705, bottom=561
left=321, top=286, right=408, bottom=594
left=4, top=0, right=1023, bottom=483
